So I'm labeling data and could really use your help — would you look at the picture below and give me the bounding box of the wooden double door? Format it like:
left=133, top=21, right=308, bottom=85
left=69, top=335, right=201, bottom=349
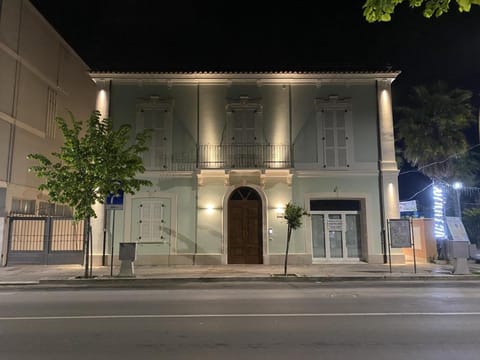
left=228, top=187, right=263, bottom=264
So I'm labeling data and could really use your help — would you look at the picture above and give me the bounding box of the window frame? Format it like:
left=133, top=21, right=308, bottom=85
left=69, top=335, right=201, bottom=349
left=136, top=98, right=174, bottom=170
left=315, top=96, right=353, bottom=169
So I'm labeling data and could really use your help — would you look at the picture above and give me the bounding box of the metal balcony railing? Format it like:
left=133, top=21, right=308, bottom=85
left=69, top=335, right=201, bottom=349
left=198, top=144, right=292, bottom=169
left=142, top=145, right=292, bottom=171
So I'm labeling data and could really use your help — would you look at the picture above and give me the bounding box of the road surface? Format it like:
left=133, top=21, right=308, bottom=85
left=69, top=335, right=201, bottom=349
left=0, top=281, right=479, bottom=359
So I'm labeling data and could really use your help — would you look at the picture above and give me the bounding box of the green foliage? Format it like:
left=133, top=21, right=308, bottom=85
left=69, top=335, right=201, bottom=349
left=462, top=208, right=480, bottom=245
left=283, top=202, right=309, bottom=276
left=395, top=81, right=476, bottom=181
left=363, top=0, right=480, bottom=22
left=28, top=110, right=152, bottom=221
left=284, top=202, right=309, bottom=230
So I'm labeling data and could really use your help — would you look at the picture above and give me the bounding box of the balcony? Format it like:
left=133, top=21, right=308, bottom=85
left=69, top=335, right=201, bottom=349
left=143, top=145, right=292, bottom=171
left=198, top=144, right=292, bottom=169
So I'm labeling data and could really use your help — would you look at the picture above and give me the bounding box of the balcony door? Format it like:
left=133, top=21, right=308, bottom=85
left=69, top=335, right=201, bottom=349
left=228, top=187, right=263, bottom=264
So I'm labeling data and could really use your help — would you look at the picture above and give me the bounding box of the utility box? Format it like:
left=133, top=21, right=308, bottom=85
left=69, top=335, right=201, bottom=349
left=119, top=242, right=137, bottom=261
left=447, top=240, right=470, bottom=259
left=118, top=242, right=136, bottom=277
left=447, top=240, right=471, bottom=275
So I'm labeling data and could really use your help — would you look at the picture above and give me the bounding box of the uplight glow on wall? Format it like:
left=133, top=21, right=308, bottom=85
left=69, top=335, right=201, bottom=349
left=433, top=184, right=446, bottom=239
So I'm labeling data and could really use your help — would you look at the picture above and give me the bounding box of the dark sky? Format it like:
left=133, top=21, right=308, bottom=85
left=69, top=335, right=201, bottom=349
left=30, top=0, right=480, bottom=94
left=30, top=0, right=480, bottom=203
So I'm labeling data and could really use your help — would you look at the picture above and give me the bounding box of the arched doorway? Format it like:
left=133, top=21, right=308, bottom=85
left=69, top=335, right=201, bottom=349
left=228, top=186, right=263, bottom=264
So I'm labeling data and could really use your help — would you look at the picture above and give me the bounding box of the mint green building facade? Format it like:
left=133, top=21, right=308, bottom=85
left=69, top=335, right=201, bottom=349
left=92, top=71, right=404, bottom=266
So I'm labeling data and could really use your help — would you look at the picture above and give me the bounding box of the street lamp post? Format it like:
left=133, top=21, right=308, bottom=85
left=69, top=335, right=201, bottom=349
left=453, top=181, right=463, bottom=218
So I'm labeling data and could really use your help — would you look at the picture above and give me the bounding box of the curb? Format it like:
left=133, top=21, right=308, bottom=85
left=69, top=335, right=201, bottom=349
left=0, top=274, right=475, bottom=288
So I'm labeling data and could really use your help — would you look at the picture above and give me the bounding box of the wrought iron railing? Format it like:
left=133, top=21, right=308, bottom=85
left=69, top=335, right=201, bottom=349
left=142, top=145, right=292, bottom=171
left=198, top=144, right=292, bottom=169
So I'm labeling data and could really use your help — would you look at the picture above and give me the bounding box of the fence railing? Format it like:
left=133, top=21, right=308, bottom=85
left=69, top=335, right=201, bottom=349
left=143, top=145, right=292, bottom=171
left=198, top=144, right=291, bottom=169
left=8, top=216, right=84, bottom=252
left=6, top=215, right=85, bottom=265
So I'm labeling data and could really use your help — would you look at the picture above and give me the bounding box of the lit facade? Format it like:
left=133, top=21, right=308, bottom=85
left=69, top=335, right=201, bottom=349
left=92, top=71, right=404, bottom=265
left=0, top=0, right=96, bottom=265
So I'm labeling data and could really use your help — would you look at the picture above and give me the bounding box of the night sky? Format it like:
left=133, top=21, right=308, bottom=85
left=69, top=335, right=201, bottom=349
left=30, top=0, right=480, bottom=205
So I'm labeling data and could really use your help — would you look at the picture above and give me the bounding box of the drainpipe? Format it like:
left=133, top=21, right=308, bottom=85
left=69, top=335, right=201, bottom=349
left=193, top=82, right=200, bottom=265
left=288, top=84, right=294, bottom=168
left=7, top=1, right=24, bottom=184
left=376, top=80, right=388, bottom=263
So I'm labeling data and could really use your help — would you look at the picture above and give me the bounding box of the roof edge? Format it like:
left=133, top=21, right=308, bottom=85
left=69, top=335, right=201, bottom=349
left=90, top=70, right=401, bottom=83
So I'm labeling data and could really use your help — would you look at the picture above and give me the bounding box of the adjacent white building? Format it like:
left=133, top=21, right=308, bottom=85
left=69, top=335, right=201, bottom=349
left=0, top=0, right=96, bottom=265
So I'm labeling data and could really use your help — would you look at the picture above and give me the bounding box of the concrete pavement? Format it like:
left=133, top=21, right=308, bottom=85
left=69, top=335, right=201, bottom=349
left=1, top=260, right=480, bottom=287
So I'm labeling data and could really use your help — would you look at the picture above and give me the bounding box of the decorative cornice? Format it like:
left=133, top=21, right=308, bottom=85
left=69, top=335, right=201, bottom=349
left=315, top=95, right=352, bottom=111
left=226, top=96, right=263, bottom=114
left=136, top=96, right=174, bottom=112
left=90, top=71, right=401, bottom=86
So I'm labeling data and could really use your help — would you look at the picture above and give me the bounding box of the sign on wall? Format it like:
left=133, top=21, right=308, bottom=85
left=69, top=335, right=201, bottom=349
left=327, top=218, right=343, bottom=231
left=445, top=217, right=470, bottom=242
left=399, top=200, right=417, bottom=212
left=389, top=219, right=412, bottom=248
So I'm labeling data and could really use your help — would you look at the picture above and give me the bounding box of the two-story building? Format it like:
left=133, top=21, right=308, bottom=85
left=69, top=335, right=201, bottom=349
left=91, top=71, right=404, bottom=266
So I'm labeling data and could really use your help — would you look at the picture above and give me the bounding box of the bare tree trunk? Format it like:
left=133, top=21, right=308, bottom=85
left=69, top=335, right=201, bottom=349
left=284, top=224, right=292, bottom=276
left=84, top=217, right=90, bottom=278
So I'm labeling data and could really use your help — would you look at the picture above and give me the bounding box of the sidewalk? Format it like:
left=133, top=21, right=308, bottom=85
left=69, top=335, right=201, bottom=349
left=1, top=261, right=480, bottom=287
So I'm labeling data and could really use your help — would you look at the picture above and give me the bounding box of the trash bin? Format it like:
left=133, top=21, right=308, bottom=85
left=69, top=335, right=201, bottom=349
left=118, top=242, right=136, bottom=277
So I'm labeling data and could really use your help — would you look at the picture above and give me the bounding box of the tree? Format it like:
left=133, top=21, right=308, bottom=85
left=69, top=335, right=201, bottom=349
left=462, top=208, right=480, bottom=246
left=28, top=110, right=152, bottom=277
left=363, top=0, right=480, bottom=22
left=283, top=202, right=309, bottom=276
left=395, top=81, right=476, bottom=182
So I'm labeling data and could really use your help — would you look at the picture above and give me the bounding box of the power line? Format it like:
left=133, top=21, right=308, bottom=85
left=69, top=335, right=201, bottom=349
left=398, top=143, right=480, bottom=176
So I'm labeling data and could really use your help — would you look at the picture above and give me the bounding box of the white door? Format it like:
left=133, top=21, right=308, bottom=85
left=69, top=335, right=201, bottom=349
left=311, top=211, right=361, bottom=260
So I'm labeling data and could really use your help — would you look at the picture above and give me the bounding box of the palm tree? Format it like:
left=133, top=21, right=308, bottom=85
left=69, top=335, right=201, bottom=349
left=395, top=81, right=476, bottom=182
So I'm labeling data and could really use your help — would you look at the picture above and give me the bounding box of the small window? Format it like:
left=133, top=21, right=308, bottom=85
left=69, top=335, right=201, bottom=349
left=229, top=187, right=261, bottom=201
left=11, top=199, right=36, bottom=215
left=38, top=202, right=73, bottom=217
left=45, top=88, right=57, bottom=139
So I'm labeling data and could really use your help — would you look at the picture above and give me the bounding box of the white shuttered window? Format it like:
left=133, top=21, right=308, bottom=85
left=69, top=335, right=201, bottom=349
left=136, top=100, right=173, bottom=170
left=316, top=96, right=352, bottom=169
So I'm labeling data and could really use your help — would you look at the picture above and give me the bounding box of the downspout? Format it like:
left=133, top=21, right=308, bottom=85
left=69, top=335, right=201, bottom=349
left=375, top=80, right=388, bottom=263
left=193, top=82, right=200, bottom=265
left=101, top=79, right=113, bottom=266
left=7, top=0, right=25, bottom=184
left=289, top=84, right=294, bottom=169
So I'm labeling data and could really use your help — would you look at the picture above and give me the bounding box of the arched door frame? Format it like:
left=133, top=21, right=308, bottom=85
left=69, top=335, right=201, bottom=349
left=222, top=184, right=269, bottom=264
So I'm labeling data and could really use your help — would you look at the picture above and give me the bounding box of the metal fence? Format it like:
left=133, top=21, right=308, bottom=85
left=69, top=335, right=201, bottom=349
left=198, top=144, right=292, bottom=169
left=6, top=215, right=85, bottom=265
left=143, top=145, right=293, bottom=171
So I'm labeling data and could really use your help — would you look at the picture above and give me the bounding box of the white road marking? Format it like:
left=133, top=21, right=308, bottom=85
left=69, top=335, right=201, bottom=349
left=1, top=312, right=480, bottom=320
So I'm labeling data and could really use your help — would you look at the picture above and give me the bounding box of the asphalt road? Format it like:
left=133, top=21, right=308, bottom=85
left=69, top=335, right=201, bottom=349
left=1, top=281, right=480, bottom=360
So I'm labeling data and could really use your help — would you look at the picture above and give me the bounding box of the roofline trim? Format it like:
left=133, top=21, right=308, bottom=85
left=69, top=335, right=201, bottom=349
left=90, top=71, right=401, bottom=84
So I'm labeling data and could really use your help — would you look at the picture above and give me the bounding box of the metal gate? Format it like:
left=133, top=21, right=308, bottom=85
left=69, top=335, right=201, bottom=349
left=6, top=216, right=85, bottom=265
